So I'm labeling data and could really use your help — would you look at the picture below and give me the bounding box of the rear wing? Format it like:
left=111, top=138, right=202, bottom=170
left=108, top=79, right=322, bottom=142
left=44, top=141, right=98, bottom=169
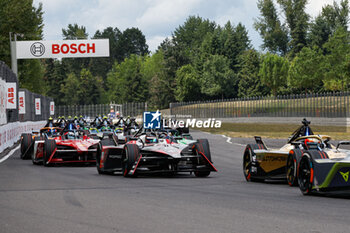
left=254, top=136, right=267, bottom=150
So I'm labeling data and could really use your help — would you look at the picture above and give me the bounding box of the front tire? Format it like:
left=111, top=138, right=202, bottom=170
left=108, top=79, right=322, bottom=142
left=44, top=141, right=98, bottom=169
left=298, top=154, right=313, bottom=195
left=20, top=133, right=33, bottom=159
left=43, top=139, right=56, bottom=167
left=122, top=144, right=139, bottom=177
left=243, top=145, right=262, bottom=182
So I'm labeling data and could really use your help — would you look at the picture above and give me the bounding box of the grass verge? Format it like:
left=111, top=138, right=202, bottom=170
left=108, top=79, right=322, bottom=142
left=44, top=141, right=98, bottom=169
left=195, top=122, right=350, bottom=140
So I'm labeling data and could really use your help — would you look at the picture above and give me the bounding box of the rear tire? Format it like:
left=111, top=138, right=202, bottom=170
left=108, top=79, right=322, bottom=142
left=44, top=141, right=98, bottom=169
left=43, top=139, right=56, bottom=167
left=298, top=154, right=313, bottom=195
left=122, top=144, right=139, bottom=177
left=20, top=133, right=33, bottom=159
left=286, top=150, right=298, bottom=186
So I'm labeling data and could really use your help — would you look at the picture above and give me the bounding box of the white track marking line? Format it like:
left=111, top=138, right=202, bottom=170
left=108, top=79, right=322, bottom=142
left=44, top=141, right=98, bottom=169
left=221, top=135, right=246, bottom=147
left=222, top=135, right=232, bottom=144
left=0, top=145, right=20, bottom=163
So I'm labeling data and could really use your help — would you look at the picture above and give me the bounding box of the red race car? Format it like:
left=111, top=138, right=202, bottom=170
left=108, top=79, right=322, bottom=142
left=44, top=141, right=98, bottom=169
left=32, top=123, right=99, bottom=166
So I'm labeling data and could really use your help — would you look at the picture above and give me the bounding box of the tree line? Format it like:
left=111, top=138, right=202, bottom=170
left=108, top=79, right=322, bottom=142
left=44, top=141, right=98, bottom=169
left=0, top=0, right=349, bottom=109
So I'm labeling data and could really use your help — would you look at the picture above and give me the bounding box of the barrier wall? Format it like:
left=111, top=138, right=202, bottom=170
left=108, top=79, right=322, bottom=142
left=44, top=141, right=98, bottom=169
left=0, top=121, right=46, bottom=153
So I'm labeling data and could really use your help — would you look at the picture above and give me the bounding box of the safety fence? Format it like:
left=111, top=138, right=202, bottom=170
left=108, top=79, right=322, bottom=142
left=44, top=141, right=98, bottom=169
left=170, top=92, right=350, bottom=118
left=0, top=61, right=53, bottom=124
left=0, top=121, right=46, bottom=153
left=55, top=102, right=147, bottom=118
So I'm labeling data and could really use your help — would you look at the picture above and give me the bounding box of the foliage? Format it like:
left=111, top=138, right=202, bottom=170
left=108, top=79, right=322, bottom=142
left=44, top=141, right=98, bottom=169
left=288, top=47, right=324, bottom=92
left=254, top=0, right=288, bottom=55
left=238, top=50, right=270, bottom=97
left=175, top=64, right=201, bottom=101
left=259, top=53, right=289, bottom=96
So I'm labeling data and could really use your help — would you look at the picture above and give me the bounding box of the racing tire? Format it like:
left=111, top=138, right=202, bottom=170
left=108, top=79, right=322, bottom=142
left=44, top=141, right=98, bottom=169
left=194, top=139, right=212, bottom=177
left=195, top=139, right=212, bottom=162
left=43, top=139, right=56, bottom=167
left=298, top=154, right=313, bottom=195
left=286, top=149, right=301, bottom=186
left=194, top=171, right=211, bottom=177
left=96, top=142, right=104, bottom=174
left=122, top=144, right=139, bottom=177
left=243, top=144, right=263, bottom=182
left=20, top=133, right=33, bottom=159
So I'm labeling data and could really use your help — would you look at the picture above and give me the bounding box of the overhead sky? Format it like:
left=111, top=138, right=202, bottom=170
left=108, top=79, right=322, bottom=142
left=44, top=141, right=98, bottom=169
left=33, top=0, right=340, bottom=52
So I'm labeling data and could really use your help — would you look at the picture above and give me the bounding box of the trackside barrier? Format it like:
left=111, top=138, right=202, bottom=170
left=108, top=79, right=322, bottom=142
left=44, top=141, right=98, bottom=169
left=0, top=121, right=46, bottom=153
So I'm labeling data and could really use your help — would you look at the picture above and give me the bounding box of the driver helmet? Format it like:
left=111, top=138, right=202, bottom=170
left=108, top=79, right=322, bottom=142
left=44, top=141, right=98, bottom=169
left=67, top=131, right=77, bottom=139
left=145, top=136, right=157, bottom=143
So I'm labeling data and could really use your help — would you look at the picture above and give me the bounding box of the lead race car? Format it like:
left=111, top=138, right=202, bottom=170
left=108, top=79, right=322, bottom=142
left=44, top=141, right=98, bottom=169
left=95, top=127, right=217, bottom=177
left=243, top=118, right=318, bottom=185
left=31, top=122, right=99, bottom=166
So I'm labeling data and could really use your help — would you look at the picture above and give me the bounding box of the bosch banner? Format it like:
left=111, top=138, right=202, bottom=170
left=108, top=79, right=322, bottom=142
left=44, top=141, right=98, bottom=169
left=6, top=82, right=16, bottom=109
left=15, top=39, right=109, bottom=59
left=18, top=91, right=25, bottom=114
left=35, top=98, right=41, bottom=115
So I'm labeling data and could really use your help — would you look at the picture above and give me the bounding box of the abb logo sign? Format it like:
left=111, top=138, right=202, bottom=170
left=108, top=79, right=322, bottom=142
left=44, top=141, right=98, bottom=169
left=35, top=98, right=41, bottom=115
left=8, top=88, right=14, bottom=104
left=52, top=43, right=95, bottom=54
left=6, top=83, right=16, bottom=109
left=19, top=91, right=25, bottom=114
left=50, top=101, right=54, bottom=115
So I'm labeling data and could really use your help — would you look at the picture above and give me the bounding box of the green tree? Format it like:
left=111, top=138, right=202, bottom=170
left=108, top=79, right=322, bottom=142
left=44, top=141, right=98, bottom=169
left=175, top=64, right=201, bottom=101
left=259, top=53, right=289, bottom=96
left=60, top=69, right=103, bottom=105
left=201, top=55, right=236, bottom=99
left=254, top=0, right=289, bottom=55
left=0, top=0, right=45, bottom=94
left=43, top=59, right=67, bottom=105
left=61, top=24, right=90, bottom=77
left=277, top=0, right=309, bottom=57
left=107, top=55, right=148, bottom=103
left=308, top=0, right=349, bottom=49
left=238, top=50, right=270, bottom=97
left=322, top=27, right=350, bottom=91
left=61, top=73, right=80, bottom=105
left=141, top=50, right=173, bottom=109
left=119, top=28, right=149, bottom=58
left=62, top=24, right=88, bottom=39
left=288, top=47, right=324, bottom=93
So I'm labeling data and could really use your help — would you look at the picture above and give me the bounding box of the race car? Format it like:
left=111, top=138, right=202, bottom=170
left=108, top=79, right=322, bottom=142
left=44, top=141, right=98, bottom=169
left=95, top=130, right=217, bottom=177
left=31, top=123, right=99, bottom=166
left=296, top=138, right=350, bottom=195
left=243, top=118, right=316, bottom=185
left=20, top=127, right=61, bottom=160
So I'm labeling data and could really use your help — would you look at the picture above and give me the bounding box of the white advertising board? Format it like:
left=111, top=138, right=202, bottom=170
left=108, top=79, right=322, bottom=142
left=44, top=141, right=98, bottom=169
left=16, top=39, right=109, bottom=59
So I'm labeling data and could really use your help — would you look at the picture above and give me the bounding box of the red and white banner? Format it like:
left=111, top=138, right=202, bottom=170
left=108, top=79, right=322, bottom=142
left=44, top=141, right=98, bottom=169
left=16, top=39, right=109, bottom=59
left=0, top=121, right=46, bottom=153
left=6, top=82, right=16, bottom=109
left=35, top=98, right=41, bottom=115
left=18, top=91, right=25, bottom=114
left=50, top=101, right=54, bottom=115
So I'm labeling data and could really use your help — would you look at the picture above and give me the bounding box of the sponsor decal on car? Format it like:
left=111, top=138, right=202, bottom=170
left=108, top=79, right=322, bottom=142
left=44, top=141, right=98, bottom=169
left=340, top=171, right=349, bottom=182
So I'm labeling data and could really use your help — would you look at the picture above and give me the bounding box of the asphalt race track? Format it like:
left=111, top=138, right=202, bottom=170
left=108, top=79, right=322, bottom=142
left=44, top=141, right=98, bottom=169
left=1, top=131, right=350, bottom=233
